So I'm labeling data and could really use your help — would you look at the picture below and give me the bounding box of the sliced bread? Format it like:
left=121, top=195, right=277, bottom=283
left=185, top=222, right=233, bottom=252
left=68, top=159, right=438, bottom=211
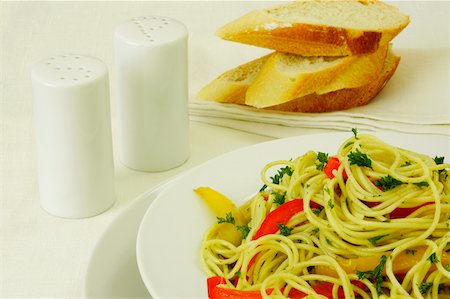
left=197, top=55, right=269, bottom=104
left=245, top=44, right=387, bottom=108
left=197, top=44, right=388, bottom=108
left=266, top=48, right=400, bottom=112
left=216, top=0, right=409, bottom=56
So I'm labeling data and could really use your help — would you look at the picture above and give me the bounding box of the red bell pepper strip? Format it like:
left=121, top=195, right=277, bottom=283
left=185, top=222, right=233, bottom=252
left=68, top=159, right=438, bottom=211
left=253, top=199, right=321, bottom=240
left=324, top=157, right=348, bottom=180
left=389, top=202, right=434, bottom=219
left=246, top=199, right=321, bottom=271
left=207, top=276, right=366, bottom=299
left=207, top=276, right=272, bottom=299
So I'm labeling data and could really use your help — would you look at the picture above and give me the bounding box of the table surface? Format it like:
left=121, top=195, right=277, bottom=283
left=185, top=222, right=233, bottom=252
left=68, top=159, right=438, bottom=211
left=1, top=1, right=448, bottom=298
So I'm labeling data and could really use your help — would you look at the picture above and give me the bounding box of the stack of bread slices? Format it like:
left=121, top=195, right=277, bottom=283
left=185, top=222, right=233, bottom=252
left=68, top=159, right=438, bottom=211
left=197, top=0, right=410, bottom=113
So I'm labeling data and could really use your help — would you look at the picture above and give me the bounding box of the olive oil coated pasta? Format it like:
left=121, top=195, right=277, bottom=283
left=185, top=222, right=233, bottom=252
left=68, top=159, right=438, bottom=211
left=200, top=133, right=450, bottom=299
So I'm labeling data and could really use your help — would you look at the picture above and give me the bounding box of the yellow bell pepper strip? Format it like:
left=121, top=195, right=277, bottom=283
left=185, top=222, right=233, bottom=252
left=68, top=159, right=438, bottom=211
left=315, top=247, right=450, bottom=277
left=194, top=187, right=243, bottom=222
left=194, top=187, right=245, bottom=246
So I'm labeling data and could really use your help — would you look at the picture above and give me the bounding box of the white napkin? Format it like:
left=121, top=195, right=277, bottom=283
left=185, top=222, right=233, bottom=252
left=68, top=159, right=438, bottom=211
left=189, top=48, right=450, bottom=139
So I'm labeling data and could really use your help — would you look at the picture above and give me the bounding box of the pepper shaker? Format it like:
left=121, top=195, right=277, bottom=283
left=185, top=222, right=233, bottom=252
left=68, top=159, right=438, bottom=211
left=31, top=54, right=115, bottom=218
left=115, top=16, right=190, bottom=172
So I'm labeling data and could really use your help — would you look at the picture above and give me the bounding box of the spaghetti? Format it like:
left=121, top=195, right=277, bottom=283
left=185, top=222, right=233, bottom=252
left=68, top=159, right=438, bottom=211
left=200, top=133, right=450, bottom=298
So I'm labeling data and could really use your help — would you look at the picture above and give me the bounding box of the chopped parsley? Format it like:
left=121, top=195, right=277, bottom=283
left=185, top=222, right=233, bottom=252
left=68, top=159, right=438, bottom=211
left=272, top=191, right=286, bottom=206
left=375, top=175, right=404, bottom=191
left=368, top=234, right=389, bottom=245
left=316, top=152, right=329, bottom=171
left=311, top=228, right=319, bottom=236
left=428, top=252, right=439, bottom=264
left=419, top=282, right=433, bottom=294
left=327, top=200, right=335, bottom=209
left=444, top=264, right=450, bottom=272
left=405, top=249, right=417, bottom=255
left=434, top=156, right=445, bottom=165
left=344, top=141, right=354, bottom=149
left=356, top=255, right=387, bottom=295
left=217, top=212, right=235, bottom=225
left=434, top=156, right=448, bottom=179
left=312, top=207, right=323, bottom=216
left=270, top=166, right=293, bottom=185
left=414, top=181, right=429, bottom=187
left=401, top=161, right=412, bottom=167
left=348, top=148, right=372, bottom=168
left=277, top=224, right=293, bottom=236
left=352, top=128, right=359, bottom=139
left=236, top=225, right=251, bottom=239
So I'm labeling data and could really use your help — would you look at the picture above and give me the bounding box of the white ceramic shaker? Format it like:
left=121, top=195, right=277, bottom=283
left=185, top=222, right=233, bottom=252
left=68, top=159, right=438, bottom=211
left=115, top=16, right=190, bottom=172
left=31, top=54, right=115, bottom=218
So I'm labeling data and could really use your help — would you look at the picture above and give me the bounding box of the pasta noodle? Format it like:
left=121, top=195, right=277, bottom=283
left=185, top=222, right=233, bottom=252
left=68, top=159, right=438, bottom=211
left=200, top=133, right=450, bottom=298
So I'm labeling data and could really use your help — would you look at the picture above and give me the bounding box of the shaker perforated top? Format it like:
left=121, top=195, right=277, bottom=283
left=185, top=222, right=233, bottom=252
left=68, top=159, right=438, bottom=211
left=115, top=16, right=187, bottom=46
left=31, top=54, right=107, bottom=87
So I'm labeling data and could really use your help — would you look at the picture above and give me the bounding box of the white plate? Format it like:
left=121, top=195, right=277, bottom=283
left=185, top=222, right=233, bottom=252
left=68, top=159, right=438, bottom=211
left=136, top=132, right=449, bottom=299
left=84, top=184, right=169, bottom=298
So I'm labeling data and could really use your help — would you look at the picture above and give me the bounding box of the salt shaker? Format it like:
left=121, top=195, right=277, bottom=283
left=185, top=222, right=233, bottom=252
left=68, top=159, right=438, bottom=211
left=114, top=16, right=190, bottom=172
left=31, top=54, right=115, bottom=218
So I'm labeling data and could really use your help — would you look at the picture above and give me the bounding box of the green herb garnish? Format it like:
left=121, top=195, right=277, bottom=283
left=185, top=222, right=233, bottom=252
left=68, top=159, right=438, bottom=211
left=352, top=128, right=359, bottom=139
left=401, top=161, right=412, bottom=167
left=434, top=156, right=445, bottom=165
left=356, top=255, right=387, bottom=295
left=414, top=181, right=429, bottom=187
left=236, top=225, right=251, bottom=239
left=277, top=223, right=293, bottom=236
left=405, top=249, right=417, bottom=255
left=348, top=148, right=372, bottom=168
left=312, top=207, right=323, bottom=215
left=419, top=282, right=433, bottom=294
left=368, top=234, right=389, bottom=245
left=327, top=200, right=334, bottom=209
left=375, top=175, right=404, bottom=191
left=316, top=152, right=329, bottom=171
left=270, top=166, right=293, bottom=185
left=272, top=191, right=286, bottom=206
left=428, top=252, right=439, bottom=264
left=217, top=212, right=235, bottom=225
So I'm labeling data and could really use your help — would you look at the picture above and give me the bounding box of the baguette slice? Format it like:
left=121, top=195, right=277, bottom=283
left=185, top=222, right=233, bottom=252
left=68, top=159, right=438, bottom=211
left=197, top=55, right=270, bottom=104
left=217, top=0, right=409, bottom=56
left=198, top=45, right=388, bottom=107
left=197, top=47, right=399, bottom=113
left=266, top=49, right=400, bottom=112
left=245, top=44, right=387, bottom=108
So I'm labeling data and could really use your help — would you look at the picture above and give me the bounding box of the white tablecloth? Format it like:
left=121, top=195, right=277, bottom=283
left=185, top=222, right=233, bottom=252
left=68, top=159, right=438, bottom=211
left=1, top=1, right=448, bottom=297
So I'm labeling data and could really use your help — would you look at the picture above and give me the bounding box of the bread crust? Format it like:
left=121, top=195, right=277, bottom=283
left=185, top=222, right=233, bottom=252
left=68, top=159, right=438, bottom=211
left=220, top=24, right=382, bottom=57
left=265, top=54, right=400, bottom=113
left=216, top=2, right=409, bottom=56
